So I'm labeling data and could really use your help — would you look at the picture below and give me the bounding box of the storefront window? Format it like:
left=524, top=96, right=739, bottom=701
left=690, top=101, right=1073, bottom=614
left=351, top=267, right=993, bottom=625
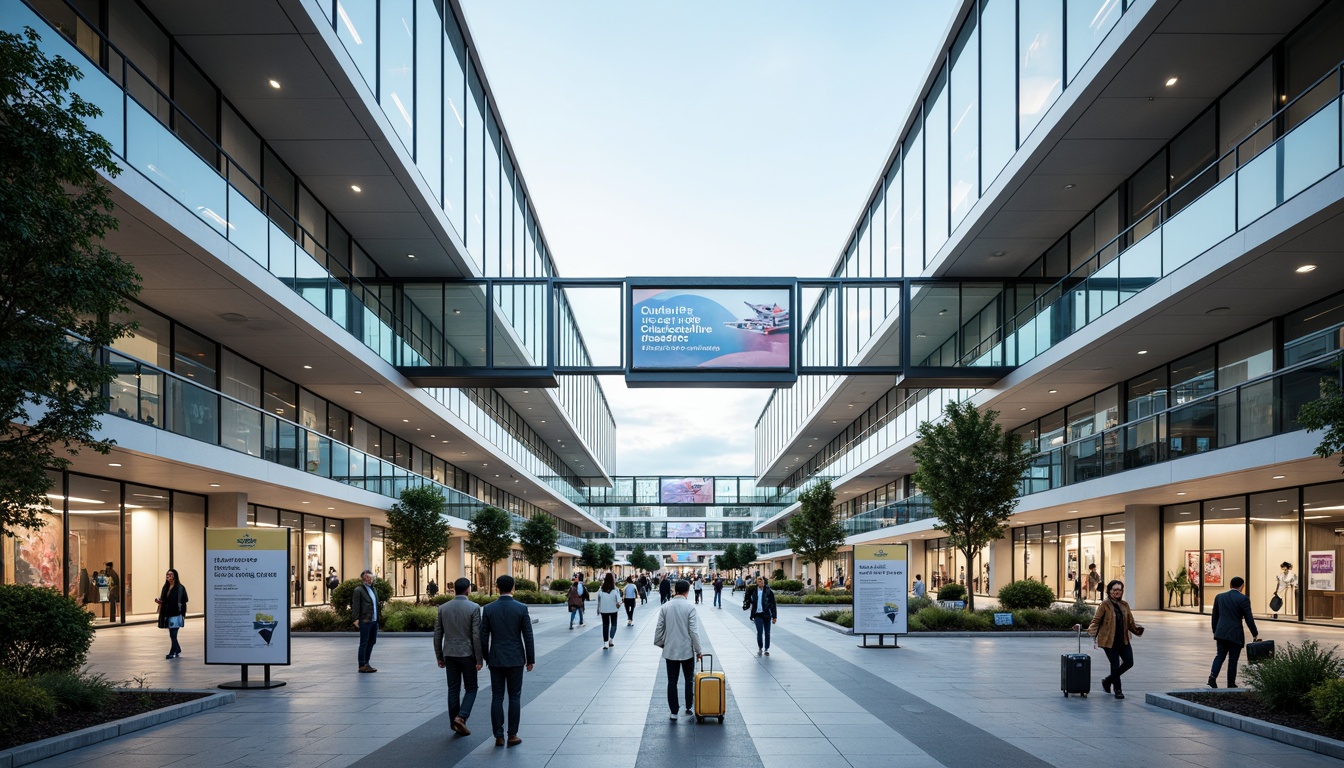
left=1203, top=496, right=1246, bottom=607
left=1249, top=490, right=1300, bottom=620
left=1303, top=483, right=1344, bottom=621
left=1102, top=514, right=1125, bottom=585
left=66, top=474, right=122, bottom=623
left=124, top=483, right=170, bottom=619
left=1163, top=503, right=1200, bottom=611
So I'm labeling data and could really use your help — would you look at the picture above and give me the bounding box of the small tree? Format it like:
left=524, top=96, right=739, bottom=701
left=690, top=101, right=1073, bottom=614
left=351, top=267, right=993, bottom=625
left=629, top=544, right=650, bottom=574
left=384, top=486, right=450, bottom=602
left=912, top=400, right=1032, bottom=611
left=517, top=514, right=559, bottom=587
left=718, top=543, right=740, bottom=574
left=784, top=480, right=845, bottom=588
left=1300, top=366, right=1344, bottom=470
left=595, top=543, right=616, bottom=572
left=737, top=543, right=758, bottom=571
left=1, top=28, right=142, bottom=536
left=465, top=506, right=514, bottom=593
left=578, top=541, right=600, bottom=576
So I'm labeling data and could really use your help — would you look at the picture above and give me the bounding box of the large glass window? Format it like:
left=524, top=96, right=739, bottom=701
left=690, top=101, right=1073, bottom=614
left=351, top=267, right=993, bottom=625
left=902, top=120, right=924, bottom=277
left=1163, top=503, right=1200, bottom=612
left=1018, top=0, right=1062, bottom=140
left=1249, top=490, right=1299, bottom=620
left=980, top=0, right=1016, bottom=189
left=924, top=67, right=949, bottom=263
left=1303, top=483, right=1344, bottom=621
left=884, top=165, right=902, bottom=276
left=379, top=0, right=415, bottom=148
left=335, top=0, right=377, bottom=90
left=444, top=14, right=467, bottom=238
left=66, top=474, right=123, bottom=623
left=1202, top=496, right=1246, bottom=610
left=415, top=0, right=442, bottom=202
left=1066, top=0, right=1121, bottom=84
left=949, top=16, right=978, bottom=227
left=465, top=65, right=485, bottom=269
left=485, top=113, right=501, bottom=276
left=124, top=484, right=170, bottom=618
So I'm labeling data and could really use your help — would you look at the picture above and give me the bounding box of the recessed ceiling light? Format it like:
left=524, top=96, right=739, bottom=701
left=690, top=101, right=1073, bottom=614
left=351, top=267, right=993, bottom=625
left=303, top=365, right=312, bottom=369
left=1296, top=264, right=1317, bottom=274
left=1137, top=350, right=1148, bottom=355
left=453, top=309, right=462, bottom=315
left=354, top=390, right=363, bottom=394
left=1165, top=76, right=1178, bottom=87
left=1048, top=389, right=1057, bottom=394
left=1019, top=407, right=1027, bottom=411
left=108, top=463, right=121, bottom=467
left=1068, top=510, right=1078, bottom=514
left=1272, top=475, right=1286, bottom=479
left=328, top=507, right=335, bottom=510
left=1176, top=492, right=1186, bottom=496
left=301, top=501, right=310, bottom=504
left=442, top=440, right=449, bottom=443
left=1063, top=183, right=1076, bottom=190
left=268, top=79, right=281, bottom=89
left=402, top=419, right=409, bottom=423
left=916, top=333, right=927, bottom=338
left=992, top=250, right=1006, bottom=257
left=350, top=184, right=362, bottom=193
left=407, top=253, right=416, bottom=259
left=209, top=483, right=221, bottom=487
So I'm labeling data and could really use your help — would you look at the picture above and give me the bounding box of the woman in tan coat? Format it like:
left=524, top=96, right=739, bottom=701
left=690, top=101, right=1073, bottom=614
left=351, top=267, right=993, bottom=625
left=1080, top=579, right=1145, bottom=699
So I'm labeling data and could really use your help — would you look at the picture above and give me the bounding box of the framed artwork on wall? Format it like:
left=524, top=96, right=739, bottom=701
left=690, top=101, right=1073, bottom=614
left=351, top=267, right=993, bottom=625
left=1203, top=550, right=1224, bottom=587
left=1185, top=550, right=1200, bottom=585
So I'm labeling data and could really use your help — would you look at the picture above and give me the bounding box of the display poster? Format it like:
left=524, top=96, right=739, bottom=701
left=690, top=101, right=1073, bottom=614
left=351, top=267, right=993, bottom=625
left=1309, top=550, right=1336, bottom=591
left=853, top=544, right=908, bottom=635
left=660, top=477, right=714, bottom=504
left=205, top=528, right=290, bottom=666
left=1203, top=550, right=1224, bottom=587
left=1185, top=550, right=1201, bottom=585
left=631, top=288, right=791, bottom=370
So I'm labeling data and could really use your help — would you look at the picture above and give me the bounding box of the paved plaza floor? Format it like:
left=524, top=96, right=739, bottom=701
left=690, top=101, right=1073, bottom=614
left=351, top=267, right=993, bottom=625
left=26, top=599, right=1344, bottom=768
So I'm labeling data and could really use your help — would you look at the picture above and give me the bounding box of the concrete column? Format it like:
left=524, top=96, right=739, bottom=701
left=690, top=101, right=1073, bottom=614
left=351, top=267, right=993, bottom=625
left=206, top=493, right=248, bottom=528
left=1126, top=504, right=1161, bottom=610
left=990, top=536, right=1014, bottom=596
left=343, top=517, right=372, bottom=575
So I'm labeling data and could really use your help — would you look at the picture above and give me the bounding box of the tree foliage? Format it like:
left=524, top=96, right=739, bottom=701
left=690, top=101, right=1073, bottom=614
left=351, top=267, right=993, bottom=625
left=911, top=400, right=1032, bottom=610
left=465, top=506, right=514, bottom=593
left=384, top=486, right=450, bottom=601
left=1299, top=367, right=1344, bottom=470
left=0, top=28, right=141, bottom=535
left=784, top=480, right=845, bottom=584
left=517, top=514, right=559, bottom=586
left=717, top=543, right=740, bottom=572
left=578, top=541, right=599, bottom=573
left=737, top=543, right=758, bottom=568
left=629, top=543, right=653, bottom=573
left=595, top=543, right=616, bottom=571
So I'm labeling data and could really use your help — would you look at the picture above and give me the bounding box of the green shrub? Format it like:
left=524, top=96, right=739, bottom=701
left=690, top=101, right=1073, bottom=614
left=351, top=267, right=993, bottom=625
left=996, top=580, right=1057, bottom=610
left=585, top=580, right=601, bottom=593
left=1244, top=639, right=1344, bottom=712
left=817, top=609, right=854, bottom=628
left=513, top=590, right=566, bottom=604
left=292, top=607, right=351, bottom=632
left=802, top=593, right=853, bottom=604
left=1007, top=609, right=1078, bottom=630
left=32, top=669, right=114, bottom=712
left=384, top=605, right=437, bottom=632
left=907, top=612, right=926, bottom=631
left=908, top=595, right=935, bottom=614
left=775, top=594, right=801, bottom=604
left=936, top=583, right=966, bottom=602
left=329, top=577, right=393, bottom=621
left=1309, top=678, right=1344, bottom=729
left=772, top=569, right=785, bottom=581
left=1064, top=599, right=1096, bottom=621
left=0, top=585, right=96, bottom=677
left=468, top=592, right=499, bottom=606
left=550, top=579, right=573, bottom=591
left=514, top=578, right=538, bottom=592
left=770, top=579, right=804, bottom=593
left=909, top=606, right=959, bottom=629
left=0, top=672, right=57, bottom=732
left=428, top=594, right=453, bottom=606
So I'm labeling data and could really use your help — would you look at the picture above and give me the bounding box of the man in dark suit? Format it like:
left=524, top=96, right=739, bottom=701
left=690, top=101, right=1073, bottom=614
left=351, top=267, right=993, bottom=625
left=351, top=569, right=380, bottom=673
left=1209, top=575, right=1259, bottom=689
left=480, top=575, right=535, bottom=747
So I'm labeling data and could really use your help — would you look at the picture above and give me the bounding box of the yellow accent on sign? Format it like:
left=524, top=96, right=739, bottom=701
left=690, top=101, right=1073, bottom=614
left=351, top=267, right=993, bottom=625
left=855, top=544, right=907, bottom=561
left=206, top=527, right=288, bottom=551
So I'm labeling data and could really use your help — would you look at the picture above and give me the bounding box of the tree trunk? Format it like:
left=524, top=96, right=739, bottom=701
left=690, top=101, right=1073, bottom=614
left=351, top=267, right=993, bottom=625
left=962, top=547, right=977, bottom=611
left=414, top=568, right=421, bottom=604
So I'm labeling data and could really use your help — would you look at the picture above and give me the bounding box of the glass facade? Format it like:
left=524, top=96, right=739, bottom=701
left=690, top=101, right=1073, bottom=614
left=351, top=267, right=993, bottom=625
left=1012, top=515, right=1125, bottom=603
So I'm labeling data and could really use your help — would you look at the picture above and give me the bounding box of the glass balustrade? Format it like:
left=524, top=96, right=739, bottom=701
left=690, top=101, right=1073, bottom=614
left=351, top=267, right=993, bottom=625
left=104, top=348, right=596, bottom=533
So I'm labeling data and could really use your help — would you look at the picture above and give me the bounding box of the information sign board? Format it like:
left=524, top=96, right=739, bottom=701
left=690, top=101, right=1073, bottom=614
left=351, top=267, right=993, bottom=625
left=852, top=544, right=908, bottom=635
left=205, top=528, right=290, bottom=666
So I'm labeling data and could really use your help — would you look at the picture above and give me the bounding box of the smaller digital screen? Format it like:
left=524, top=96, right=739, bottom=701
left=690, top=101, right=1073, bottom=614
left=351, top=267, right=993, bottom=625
left=660, top=477, right=714, bottom=504
left=667, top=522, right=706, bottom=539
left=672, top=552, right=700, bottom=564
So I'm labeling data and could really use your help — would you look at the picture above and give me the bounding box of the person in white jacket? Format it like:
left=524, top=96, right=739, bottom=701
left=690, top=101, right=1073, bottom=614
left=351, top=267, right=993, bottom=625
left=653, top=580, right=702, bottom=720
left=596, top=573, right=621, bottom=648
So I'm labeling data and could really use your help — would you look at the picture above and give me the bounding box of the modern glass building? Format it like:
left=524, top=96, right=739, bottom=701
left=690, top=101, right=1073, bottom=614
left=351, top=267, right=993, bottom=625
left=754, top=0, right=1344, bottom=625
left=1, top=0, right=616, bottom=621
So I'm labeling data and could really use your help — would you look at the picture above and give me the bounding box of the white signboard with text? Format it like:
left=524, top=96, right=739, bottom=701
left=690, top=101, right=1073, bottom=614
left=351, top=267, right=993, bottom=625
left=1309, top=550, right=1336, bottom=592
left=205, top=528, right=290, bottom=666
left=853, top=544, right=908, bottom=635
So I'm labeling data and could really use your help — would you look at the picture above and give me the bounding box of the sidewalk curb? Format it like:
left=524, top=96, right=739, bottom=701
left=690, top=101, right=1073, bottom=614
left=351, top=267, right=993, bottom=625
left=0, top=689, right=233, bottom=768
left=803, top=616, right=1080, bottom=637
left=1146, top=691, right=1344, bottom=759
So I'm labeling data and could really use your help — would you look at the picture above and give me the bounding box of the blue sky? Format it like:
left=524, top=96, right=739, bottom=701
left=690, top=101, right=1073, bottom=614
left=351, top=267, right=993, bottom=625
left=459, top=1, right=957, bottom=476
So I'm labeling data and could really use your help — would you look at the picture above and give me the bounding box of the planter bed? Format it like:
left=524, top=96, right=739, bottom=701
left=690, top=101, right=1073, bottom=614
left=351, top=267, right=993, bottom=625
left=1168, top=690, right=1344, bottom=742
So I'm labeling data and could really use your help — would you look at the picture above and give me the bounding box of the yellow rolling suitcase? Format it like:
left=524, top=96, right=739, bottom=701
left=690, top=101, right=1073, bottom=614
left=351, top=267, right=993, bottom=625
left=694, top=654, right=726, bottom=723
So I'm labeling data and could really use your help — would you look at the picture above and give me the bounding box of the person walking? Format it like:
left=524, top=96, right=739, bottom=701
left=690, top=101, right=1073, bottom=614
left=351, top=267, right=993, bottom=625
left=623, top=577, right=638, bottom=625
left=597, top=573, right=621, bottom=648
left=712, top=573, right=724, bottom=608
left=326, top=567, right=340, bottom=593
left=566, top=572, right=588, bottom=630
left=653, top=580, right=702, bottom=720
left=638, top=574, right=650, bottom=605
left=1082, top=579, right=1145, bottom=699
left=1086, top=564, right=1101, bottom=599
left=154, top=569, right=188, bottom=659
left=1209, top=576, right=1260, bottom=689
left=351, top=569, right=380, bottom=673
left=434, top=577, right=483, bottom=736
left=693, top=575, right=704, bottom=604
left=480, top=575, right=535, bottom=748
left=1272, top=562, right=1297, bottom=618
left=743, top=576, right=778, bottom=657
left=658, top=574, right=672, bottom=604
left=734, top=574, right=745, bottom=593
left=913, top=574, right=927, bottom=598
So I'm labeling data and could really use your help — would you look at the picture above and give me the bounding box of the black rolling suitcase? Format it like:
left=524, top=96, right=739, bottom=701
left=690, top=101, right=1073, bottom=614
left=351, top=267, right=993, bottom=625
left=1062, top=627, right=1090, bottom=697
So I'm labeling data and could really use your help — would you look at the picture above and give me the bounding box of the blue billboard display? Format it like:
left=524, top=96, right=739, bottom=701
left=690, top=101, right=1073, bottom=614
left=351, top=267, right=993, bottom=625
left=631, top=287, right=791, bottom=370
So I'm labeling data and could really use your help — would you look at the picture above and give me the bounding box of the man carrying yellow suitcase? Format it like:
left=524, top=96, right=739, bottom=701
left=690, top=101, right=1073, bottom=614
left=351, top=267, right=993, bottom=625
left=653, top=579, right=702, bottom=721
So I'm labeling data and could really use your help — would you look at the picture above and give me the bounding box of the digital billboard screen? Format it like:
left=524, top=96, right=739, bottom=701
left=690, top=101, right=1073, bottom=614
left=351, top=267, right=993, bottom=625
left=667, top=522, right=706, bottom=539
left=660, top=477, right=713, bottom=504
left=631, top=287, right=791, bottom=370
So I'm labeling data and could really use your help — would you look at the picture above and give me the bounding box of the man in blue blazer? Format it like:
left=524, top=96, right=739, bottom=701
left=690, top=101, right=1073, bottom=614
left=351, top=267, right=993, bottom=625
left=480, top=574, right=535, bottom=747
left=1209, top=576, right=1259, bottom=689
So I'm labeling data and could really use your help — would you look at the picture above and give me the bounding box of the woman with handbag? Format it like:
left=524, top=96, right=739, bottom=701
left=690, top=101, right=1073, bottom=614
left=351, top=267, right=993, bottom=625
left=1271, top=562, right=1296, bottom=618
left=155, top=568, right=188, bottom=659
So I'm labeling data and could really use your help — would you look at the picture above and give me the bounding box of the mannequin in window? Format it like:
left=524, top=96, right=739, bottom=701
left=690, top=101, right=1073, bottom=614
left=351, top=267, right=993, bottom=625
left=1273, top=562, right=1298, bottom=618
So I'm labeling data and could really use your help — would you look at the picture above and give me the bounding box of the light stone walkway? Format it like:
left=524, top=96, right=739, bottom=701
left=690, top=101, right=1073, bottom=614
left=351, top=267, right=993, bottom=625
left=23, top=600, right=1344, bottom=768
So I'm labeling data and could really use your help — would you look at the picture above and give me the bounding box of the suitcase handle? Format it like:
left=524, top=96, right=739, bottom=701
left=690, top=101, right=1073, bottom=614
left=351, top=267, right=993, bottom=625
left=699, top=654, right=714, bottom=673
